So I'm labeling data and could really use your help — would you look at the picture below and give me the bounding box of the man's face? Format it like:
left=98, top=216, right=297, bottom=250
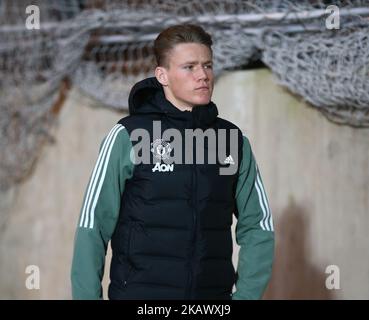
left=156, top=42, right=214, bottom=110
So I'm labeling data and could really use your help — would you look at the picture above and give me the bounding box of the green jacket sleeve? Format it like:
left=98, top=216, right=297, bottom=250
left=71, top=124, right=134, bottom=299
left=232, top=136, right=275, bottom=300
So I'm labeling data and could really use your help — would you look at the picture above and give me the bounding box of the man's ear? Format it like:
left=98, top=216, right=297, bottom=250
left=155, top=66, right=169, bottom=86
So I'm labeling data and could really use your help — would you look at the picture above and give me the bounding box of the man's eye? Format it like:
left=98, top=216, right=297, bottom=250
left=184, top=65, right=193, bottom=70
left=204, top=65, right=213, bottom=69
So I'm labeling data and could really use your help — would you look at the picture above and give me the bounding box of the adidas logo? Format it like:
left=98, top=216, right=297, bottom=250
left=224, top=155, right=235, bottom=165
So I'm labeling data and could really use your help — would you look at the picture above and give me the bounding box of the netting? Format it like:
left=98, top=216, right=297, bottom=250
left=261, top=29, right=369, bottom=126
left=1, top=0, right=369, bottom=190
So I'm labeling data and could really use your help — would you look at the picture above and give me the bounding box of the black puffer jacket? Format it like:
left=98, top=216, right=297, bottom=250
left=109, top=77, right=243, bottom=299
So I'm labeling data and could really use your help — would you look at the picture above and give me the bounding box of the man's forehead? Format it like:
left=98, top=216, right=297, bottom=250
left=169, top=43, right=212, bottom=64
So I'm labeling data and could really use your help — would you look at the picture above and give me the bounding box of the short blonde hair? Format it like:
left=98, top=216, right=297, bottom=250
left=154, top=24, right=212, bottom=68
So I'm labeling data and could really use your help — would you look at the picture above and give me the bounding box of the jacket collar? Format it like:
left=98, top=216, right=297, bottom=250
left=128, top=77, right=218, bottom=129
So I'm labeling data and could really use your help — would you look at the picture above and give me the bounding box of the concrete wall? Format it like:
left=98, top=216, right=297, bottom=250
left=0, top=89, right=126, bottom=299
left=0, top=69, right=368, bottom=299
left=213, top=70, right=369, bottom=299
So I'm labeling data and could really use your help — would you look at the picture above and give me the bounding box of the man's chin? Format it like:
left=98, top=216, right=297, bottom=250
left=193, top=98, right=211, bottom=106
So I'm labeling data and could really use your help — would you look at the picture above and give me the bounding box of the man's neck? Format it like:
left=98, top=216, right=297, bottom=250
left=163, top=89, right=193, bottom=112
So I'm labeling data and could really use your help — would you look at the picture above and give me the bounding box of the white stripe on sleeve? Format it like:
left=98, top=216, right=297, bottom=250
left=79, top=124, right=124, bottom=228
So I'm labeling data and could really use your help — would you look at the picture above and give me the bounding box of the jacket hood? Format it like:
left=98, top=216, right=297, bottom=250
left=128, top=77, right=218, bottom=129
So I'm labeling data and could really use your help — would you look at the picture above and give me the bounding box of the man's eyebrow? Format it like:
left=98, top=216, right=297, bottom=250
left=180, top=60, right=213, bottom=65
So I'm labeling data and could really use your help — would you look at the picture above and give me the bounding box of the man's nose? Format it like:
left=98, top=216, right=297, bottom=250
left=196, top=66, right=208, bottom=80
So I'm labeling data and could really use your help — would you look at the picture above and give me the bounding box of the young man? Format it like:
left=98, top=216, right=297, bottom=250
left=71, top=24, right=274, bottom=300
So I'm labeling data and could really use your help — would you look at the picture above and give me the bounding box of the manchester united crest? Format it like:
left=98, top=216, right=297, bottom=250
left=150, top=139, right=172, bottom=160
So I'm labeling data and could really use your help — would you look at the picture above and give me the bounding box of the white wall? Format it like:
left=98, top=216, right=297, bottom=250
left=213, top=70, right=369, bottom=299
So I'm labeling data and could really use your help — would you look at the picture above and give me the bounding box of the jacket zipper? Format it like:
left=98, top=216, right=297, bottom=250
left=187, top=139, right=197, bottom=299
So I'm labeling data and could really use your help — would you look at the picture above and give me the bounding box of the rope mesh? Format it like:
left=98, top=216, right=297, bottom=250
left=1, top=0, right=369, bottom=190
left=261, top=29, right=369, bottom=126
